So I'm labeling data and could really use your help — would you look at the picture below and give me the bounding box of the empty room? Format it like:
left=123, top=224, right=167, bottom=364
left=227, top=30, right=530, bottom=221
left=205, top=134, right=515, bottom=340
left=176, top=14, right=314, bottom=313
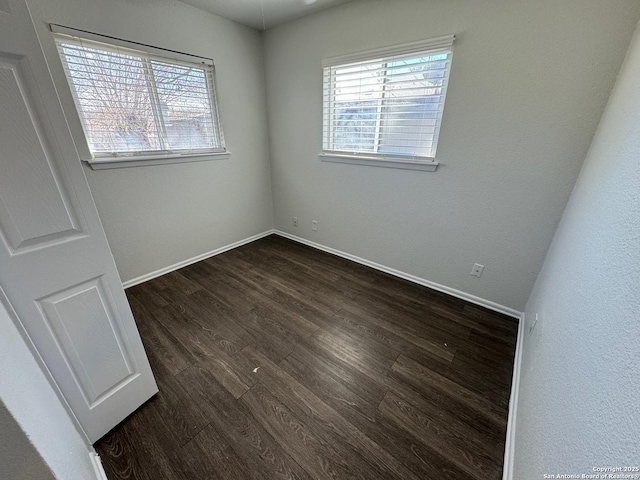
left=1, top=0, right=639, bottom=479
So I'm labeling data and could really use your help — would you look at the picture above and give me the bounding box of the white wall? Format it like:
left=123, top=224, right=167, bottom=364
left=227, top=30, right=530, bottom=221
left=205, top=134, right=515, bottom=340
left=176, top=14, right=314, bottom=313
left=27, top=0, right=273, bottom=284
left=263, top=0, right=640, bottom=311
left=0, top=402, right=54, bottom=480
left=0, top=292, right=96, bottom=480
left=512, top=21, right=640, bottom=478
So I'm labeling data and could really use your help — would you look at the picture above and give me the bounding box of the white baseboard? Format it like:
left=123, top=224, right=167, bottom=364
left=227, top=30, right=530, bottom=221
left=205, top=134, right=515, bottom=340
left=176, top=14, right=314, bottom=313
left=122, top=230, right=522, bottom=318
left=502, top=313, right=525, bottom=480
left=122, top=227, right=521, bottom=319
left=120, top=228, right=524, bottom=478
left=122, top=230, right=275, bottom=289
left=273, top=230, right=522, bottom=319
left=90, top=452, right=108, bottom=480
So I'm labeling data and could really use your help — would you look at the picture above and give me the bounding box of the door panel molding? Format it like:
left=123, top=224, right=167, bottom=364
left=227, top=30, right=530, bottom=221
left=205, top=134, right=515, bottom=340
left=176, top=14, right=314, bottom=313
left=37, top=276, right=138, bottom=406
left=0, top=0, right=157, bottom=442
left=0, top=55, right=83, bottom=253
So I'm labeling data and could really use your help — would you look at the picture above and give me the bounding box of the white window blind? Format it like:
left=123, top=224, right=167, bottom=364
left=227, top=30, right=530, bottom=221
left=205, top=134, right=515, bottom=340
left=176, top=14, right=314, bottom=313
left=322, top=36, right=454, bottom=164
left=53, top=30, right=225, bottom=159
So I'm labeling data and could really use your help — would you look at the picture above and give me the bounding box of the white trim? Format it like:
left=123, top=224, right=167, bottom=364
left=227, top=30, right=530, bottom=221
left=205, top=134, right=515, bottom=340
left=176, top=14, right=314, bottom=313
left=120, top=228, right=523, bottom=479
left=89, top=452, right=109, bottom=480
left=273, top=230, right=522, bottom=319
left=322, top=34, right=456, bottom=68
left=50, top=24, right=213, bottom=66
left=122, top=230, right=275, bottom=289
left=502, top=313, right=525, bottom=480
left=321, top=36, right=454, bottom=168
left=122, top=228, right=522, bottom=318
left=123, top=229, right=522, bottom=317
left=319, top=153, right=439, bottom=171
left=86, top=152, right=231, bottom=170
left=0, top=288, right=90, bottom=444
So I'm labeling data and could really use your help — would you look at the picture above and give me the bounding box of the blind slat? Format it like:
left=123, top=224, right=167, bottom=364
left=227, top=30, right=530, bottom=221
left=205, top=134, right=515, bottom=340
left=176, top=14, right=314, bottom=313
left=55, top=33, right=225, bottom=157
left=329, top=60, right=451, bottom=79
left=323, top=38, right=454, bottom=160
left=322, top=35, right=455, bottom=67
left=325, top=87, right=447, bottom=97
left=72, top=90, right=213, bottom=101
left=324, top=112, right=443, bottom=119
left=322, top=76, right=448, bottom=90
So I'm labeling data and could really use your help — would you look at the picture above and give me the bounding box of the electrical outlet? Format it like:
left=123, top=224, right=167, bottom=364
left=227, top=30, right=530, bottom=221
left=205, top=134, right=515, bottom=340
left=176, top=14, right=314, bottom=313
left=293, top=216, right=298, bottom=227
left=471, top=263, right=484, bottom=278
left=312, top=220, right=318, bottom=231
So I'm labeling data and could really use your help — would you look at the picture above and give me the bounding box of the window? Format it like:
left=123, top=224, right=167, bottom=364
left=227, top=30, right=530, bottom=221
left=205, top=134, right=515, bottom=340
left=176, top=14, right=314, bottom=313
left=321, top=35, right=455, bottom=171
left=52, top=25, right=226, bottom=168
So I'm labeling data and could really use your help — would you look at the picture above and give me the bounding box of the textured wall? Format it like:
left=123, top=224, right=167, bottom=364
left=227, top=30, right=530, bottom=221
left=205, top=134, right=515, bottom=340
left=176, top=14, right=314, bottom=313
left=263, top=0, right=640, bottom=311
left=0, top=293, right=96, bottom=480
left=513, top=22, right=640, bottom=478
left=0, top=402, right=54, bottom=480
left=28, top=0, right=273, bottom=284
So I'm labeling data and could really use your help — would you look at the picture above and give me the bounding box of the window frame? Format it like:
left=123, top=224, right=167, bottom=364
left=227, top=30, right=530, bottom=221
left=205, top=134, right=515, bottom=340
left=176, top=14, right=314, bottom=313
left=51, top=24, right=229, bottom=169
left=320, top=35, right=455, bottom=172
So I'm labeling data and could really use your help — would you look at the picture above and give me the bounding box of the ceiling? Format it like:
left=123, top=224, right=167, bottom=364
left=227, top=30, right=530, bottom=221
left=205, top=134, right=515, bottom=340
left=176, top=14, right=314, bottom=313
left=177, top=0, right=353, bottom=30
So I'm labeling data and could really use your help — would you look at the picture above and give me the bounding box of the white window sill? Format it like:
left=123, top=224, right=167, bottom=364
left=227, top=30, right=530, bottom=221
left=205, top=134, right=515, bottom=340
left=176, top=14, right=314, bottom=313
left=85, top=151, right=231, bottom=170
left=319, top=153, right=439, bottom=172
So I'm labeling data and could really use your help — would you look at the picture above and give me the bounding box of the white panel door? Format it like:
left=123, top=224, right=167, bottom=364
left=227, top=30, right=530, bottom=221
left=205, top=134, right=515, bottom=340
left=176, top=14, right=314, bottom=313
left=0, top=0, right=157, bottom=442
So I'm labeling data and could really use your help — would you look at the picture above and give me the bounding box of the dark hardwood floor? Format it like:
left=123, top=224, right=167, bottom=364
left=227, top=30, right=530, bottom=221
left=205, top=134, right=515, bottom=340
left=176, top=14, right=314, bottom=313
left=96, top=235, right=518, bottom=480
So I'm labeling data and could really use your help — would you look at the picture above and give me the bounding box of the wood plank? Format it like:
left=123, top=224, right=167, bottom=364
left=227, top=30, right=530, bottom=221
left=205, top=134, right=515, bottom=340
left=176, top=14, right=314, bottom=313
left=280, top=349, right=387, bottom=417
left=405, top=347, right=512, bottom=409
left=179, top=289, right=250, bottom=353
left=177, top=425, right=263, bottom=480
left=307, top=328, right=398, bottom=379
left=391, top=354, right=508, bottom=427
left=371, top=272, right=468, bottom=310
left=242, top=382, right=386, bottom=480
left=253, top=241, right=343, bottom=284
left=149, top=376, right=211, bottom=448
left=96, top=424, right=152, bottom=480
left=204, top=253, right=279, bottom=300
left=237, top=304, right=318, bottom=363
left=467, top=327, right=518, bottom=354
left=280, top=349, right=478, bottom=480
left=153, top=304, right=237, bottom=359
left=126, top=281, right=169, bottom=312
left=98, top=235, right=517, bottom=480
left=193, top=355, right=250, bottom=399
left=379, top=391, right=503, bottom=480
left=332, top=308, right=458, bottom=363
left=236, top=346, right=422, bottom=480
left=451, top=350, right=514, bottom=388
left=128, top=295, right=195, bottom=380
left=111, top=404, right=185, bottom=480
left=455, top=333, right=517, bottom=370
left=385, top=376, right=506, bottom=460
left=264, top=236, right=382, bottom=289
left=250, top=244, right=358, bottom=297
left=183, top=261, right=260, bottom=315
left=462, top=304, right=518, bottom=332
left=285, top=338, right=389, bottom=408
left=175, top=363, right=313, bottom=480
left=350, top=289, right=473, bottom=342
left=150, top=270, right=202, bottom=296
